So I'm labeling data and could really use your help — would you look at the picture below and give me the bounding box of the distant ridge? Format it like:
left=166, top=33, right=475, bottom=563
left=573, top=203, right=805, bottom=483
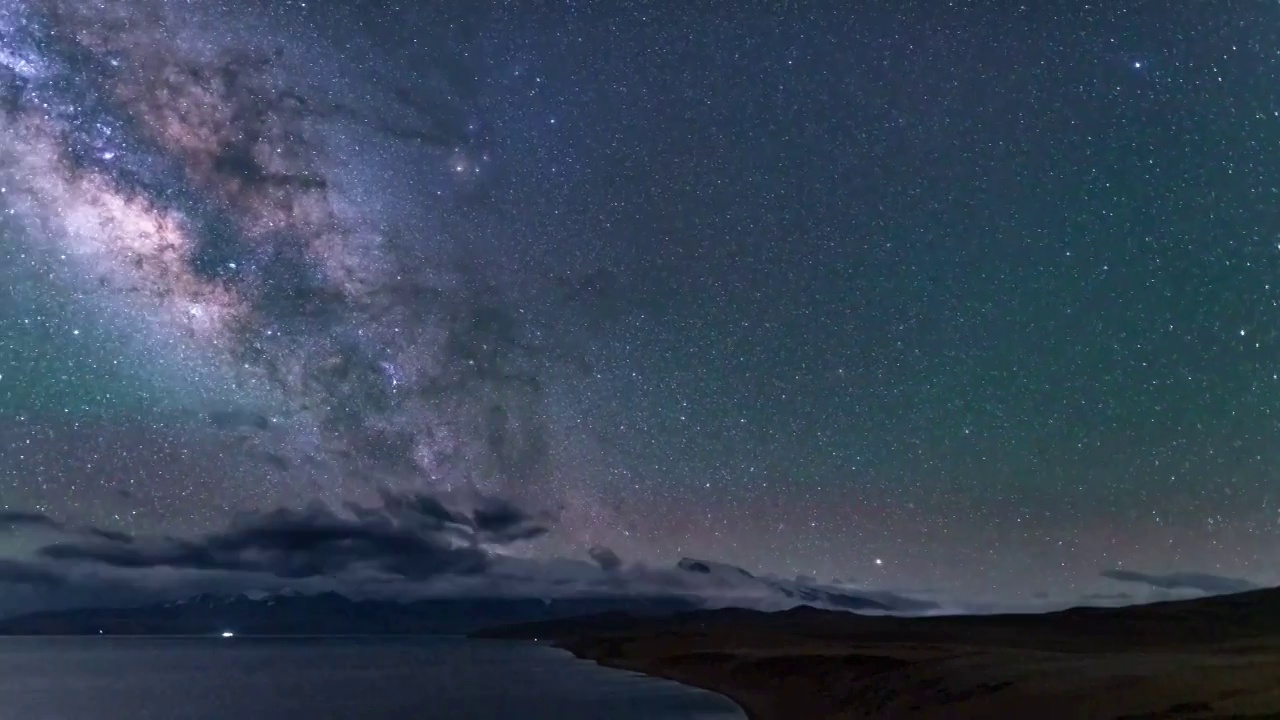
left=0, top=592, right=703, bottom=636
left=0, top=555, right=936, bottom=634
left=473, top=584, right=1280, bottom=720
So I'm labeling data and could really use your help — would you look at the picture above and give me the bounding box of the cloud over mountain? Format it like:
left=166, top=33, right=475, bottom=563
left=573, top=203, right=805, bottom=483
left=1100, top=569, right=1258, bottom=596
left=0, top=491, right=939, bottom=618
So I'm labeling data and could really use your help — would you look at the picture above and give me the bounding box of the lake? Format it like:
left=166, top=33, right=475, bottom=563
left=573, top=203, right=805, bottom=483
left=0, top=637, right=745, bottom=719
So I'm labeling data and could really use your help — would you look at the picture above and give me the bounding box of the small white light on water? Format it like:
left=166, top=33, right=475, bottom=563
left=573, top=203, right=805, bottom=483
left=221, top=631, right=235, bottom=638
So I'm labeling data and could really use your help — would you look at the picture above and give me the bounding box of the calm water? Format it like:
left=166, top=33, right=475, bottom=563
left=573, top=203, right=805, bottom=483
left=0, top=637, right=745, bottom=720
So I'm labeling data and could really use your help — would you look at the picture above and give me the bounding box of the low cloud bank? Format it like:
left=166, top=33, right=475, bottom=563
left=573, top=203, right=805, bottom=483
left=0, top=490, right=939, bottom=617
left=1, top=490, right=546, bottom=589
left=1100, top=569, right=1259, bottom=595
left=9, top=494, right=1263, bottom=619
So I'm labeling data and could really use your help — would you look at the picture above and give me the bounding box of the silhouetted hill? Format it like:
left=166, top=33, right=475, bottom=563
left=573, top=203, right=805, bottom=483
left=478, top=586, right=1280, bottom=719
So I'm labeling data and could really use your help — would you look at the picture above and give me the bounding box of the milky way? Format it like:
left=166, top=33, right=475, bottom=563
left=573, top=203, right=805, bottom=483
left=6, top=0, right=1280, bottom=607
left=0, top=0, right=601, bottom=531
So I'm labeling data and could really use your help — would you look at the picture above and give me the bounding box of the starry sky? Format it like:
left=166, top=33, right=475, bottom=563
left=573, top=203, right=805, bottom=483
left=2, top=0, right=1280, bottom=606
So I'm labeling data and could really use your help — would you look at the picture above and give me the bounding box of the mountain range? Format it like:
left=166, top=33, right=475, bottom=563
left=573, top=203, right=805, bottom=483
left=0, top=557, right=928, bottom=635
left=0, top=591, right=702, bottom=636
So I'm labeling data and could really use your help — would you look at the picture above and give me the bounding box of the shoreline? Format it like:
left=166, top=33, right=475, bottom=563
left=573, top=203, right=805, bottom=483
left=477, top=592, right=1280, bottom=719
left=550, top=640, right=758, bottom=720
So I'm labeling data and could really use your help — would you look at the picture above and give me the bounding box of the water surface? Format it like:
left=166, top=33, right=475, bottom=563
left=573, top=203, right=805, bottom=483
left=0, top=636, right=745, bottom=720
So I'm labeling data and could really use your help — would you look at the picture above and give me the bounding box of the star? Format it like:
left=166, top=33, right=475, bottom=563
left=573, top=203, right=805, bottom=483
left=0, top=0, right=1273, bottom=610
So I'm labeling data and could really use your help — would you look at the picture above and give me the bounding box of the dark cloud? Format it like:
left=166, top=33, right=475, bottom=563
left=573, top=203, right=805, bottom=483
left=0, top=494, right=950, bottom=618
left=0, top=512, right=156, bottom=544
left=471, top=495, right=551, bottom=543
left=32, top=489, right=547, bottom=582
left=0, top=511, right=65, bottom=531
left=1078, top=592, right=1135, bottom=604
left=84, top=528, right=135, bottom=543
left=0, top=558, right=66, bottom=588
left=1100, top=569, right=1258, bottom=595
left=588, top=546, right=622, bottom=572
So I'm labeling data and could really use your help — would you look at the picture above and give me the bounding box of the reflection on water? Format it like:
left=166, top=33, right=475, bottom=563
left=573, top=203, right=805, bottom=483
left=0, top=636, right=744, bottom=720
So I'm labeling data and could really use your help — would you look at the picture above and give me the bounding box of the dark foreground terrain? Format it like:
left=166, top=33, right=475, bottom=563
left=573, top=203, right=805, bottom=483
left=478, top=589, right=1280, bottom=719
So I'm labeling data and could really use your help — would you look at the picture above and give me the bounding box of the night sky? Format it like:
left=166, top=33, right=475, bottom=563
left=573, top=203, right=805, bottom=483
left=2, top=0, right=1280, bottom=606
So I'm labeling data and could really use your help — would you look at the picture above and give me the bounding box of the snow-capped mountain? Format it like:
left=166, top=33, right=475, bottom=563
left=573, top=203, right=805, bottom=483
left=675, top=558, right=935, bottom=612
